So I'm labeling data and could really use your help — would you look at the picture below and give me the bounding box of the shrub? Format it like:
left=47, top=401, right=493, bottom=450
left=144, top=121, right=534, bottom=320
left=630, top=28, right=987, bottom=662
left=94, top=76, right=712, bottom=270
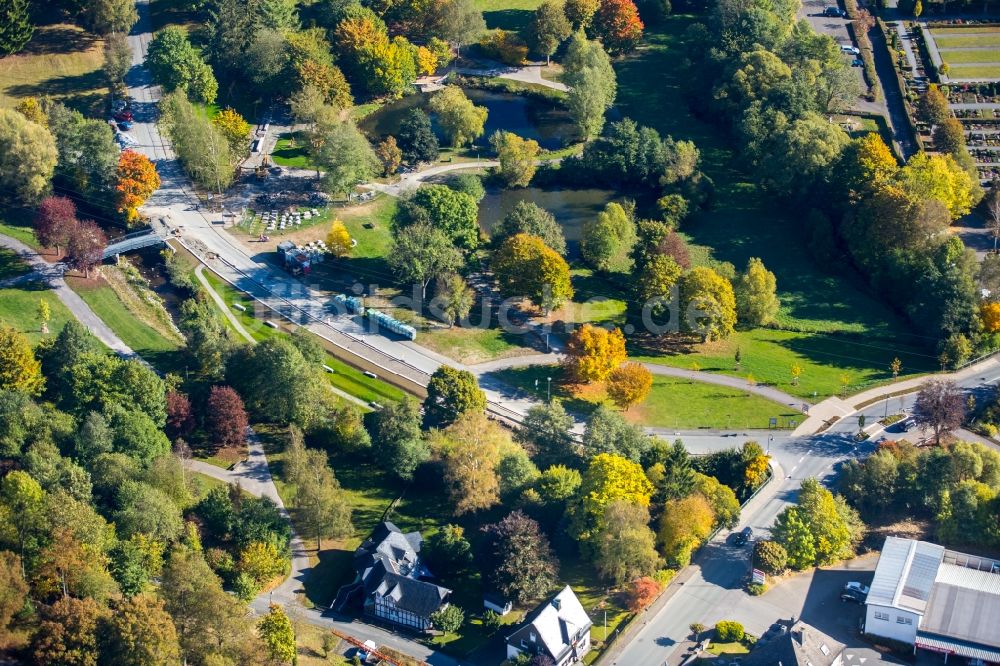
left=233, top=571, right=260, bottom=602
left=653, top=568, right=676, bottom=586
left=753, top=540, right=788, bottom=576
left=747, top=582, right=768, bottom=596
left=479, top=30, right=528, bottom=65
left=626, top=576, right=662, bottom=611
left=715, top=620, right=744, bottom=642
left=482, top=609, right=502, bottom=634
left=979, top=422, right=998, bottom=438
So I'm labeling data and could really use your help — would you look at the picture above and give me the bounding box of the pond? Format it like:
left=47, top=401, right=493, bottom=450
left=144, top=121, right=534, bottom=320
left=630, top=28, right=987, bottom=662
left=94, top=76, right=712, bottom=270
left=360, top=88, right=577, bottom=151
left=477, top=186, right=616, bottom=258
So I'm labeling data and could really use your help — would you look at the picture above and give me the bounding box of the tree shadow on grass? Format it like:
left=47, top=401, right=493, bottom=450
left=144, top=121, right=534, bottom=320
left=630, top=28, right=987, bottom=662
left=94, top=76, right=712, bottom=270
left=305, top=546, right=355, bottom=609
left=482, top=9, right=535, bottom=31
left=18, top=25, right=99, bottom=55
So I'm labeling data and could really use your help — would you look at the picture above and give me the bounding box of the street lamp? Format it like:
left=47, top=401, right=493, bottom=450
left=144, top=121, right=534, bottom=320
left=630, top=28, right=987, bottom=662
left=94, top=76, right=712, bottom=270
left=547, top=376, right=552, bottom=403
left=767, top=434, right=773, bottom=455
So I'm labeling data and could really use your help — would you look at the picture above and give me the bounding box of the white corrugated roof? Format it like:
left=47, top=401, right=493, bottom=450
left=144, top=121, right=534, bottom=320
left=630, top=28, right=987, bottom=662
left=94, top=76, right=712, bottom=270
left=866, top=537, right=944, bottom=614
left=935, top=563, right=1000, bottom=594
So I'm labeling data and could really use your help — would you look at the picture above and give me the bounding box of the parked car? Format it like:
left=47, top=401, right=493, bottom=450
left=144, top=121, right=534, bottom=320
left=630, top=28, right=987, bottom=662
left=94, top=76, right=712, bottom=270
left=841, top=581, right=870, bottom=603
left=114, top=110, right=134, bottom=122
left=116, top=120, right=133, bottom=131
left=852, top=58, right=863, bottom=67
left=823, top=6, right=847, bottom=17
left=841, top=44, right=861, bottom=55
left=733, top=526, right=754, bottom=546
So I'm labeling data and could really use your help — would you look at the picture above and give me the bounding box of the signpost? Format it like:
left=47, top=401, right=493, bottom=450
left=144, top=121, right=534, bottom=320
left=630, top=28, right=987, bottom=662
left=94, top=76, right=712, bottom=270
left=751, top=569, right=766, bottom=585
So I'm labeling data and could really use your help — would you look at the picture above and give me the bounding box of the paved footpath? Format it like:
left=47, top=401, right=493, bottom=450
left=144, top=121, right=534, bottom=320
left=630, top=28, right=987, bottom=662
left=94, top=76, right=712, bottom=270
left=0, top=234, right=135, bottom=357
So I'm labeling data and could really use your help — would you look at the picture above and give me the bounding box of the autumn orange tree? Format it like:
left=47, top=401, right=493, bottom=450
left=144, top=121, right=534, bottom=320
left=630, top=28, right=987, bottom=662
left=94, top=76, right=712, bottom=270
left=607, top=362, right=653, bottom=410
left=563, top=324, right=626, bottom=383
left=982, top=302, right=1000, bottom=333
left=115, top=150, right=160, bottom=226
left=626, top=577, right=662, bottom=612
left=592, top=0, right=643, bottom=55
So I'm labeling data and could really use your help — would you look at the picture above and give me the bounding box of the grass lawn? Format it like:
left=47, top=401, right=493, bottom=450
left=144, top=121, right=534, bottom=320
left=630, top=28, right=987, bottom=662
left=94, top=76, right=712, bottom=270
left=931, top=27, right=1000, bottom=36
left=631, top=328, right=933, bottom=400
left=419, top=324, right=534, bottom=365
left=0, top=248, right=31, bottom=280
left=271, top=132, right=316, bottom=169
left=932, top=34, right=1000, bottom=48
left=0, top=286, right=75, bottom=344
left=938, top=48, right=1000, bottom=63
left=0, top=24, right=107, bottom=116
left=151, top=0, right=203, bottom=33
left=946, top=64, right=1000, bottom=78
left=200, top=269, right=407, bottom=405
left=0, top=214, right=41, bottom=249
left=474, top=0, right=545, bottom=30
left=706, top=640, right=750, bottom=657
left=612, top=16, right=937, bottom=398
left=492, top=363, right=799, bottom=428
left=68, top=276, right=186, bottom=373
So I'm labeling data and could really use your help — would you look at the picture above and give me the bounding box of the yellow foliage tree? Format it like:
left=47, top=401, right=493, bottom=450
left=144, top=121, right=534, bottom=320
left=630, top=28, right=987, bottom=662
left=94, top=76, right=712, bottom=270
left=14, top=97, right=46, bottom=126
left=564, top=324, right=627, bottom=383
left=432, top=411, right=510, bottom=515
left=571, top=452, right=653, bottom=542
left=416, top=46, right=439, bottom=76
left=211, top=107, right=252, bottom=162
left=607, top=362, right=652, bottom=410
left=744, top=454, right=770, bottom=490
left=238, top=541, right=287, bottom=585
left=0, top=325, right=44, bottom=395
left=679, top=266, right=737, bottom=341
left=492, top=233, right=573, bottom=313
left=658, top=492, right=716, bottom=567
left=326, top=220, right=352, bottom=258
left=898, top=152, right=975, bottom=220
left=491, top=130, right=540, bottom=188
left=982, top=302, right=1000, bottom=333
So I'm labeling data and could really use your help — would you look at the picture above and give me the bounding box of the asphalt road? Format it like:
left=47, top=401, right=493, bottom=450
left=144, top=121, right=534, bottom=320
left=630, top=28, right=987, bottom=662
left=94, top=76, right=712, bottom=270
left=612, top=364, right=1000, bottom=666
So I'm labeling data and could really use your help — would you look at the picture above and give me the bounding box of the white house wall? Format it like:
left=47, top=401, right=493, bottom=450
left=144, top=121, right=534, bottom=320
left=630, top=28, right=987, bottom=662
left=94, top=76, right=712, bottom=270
left=865, top=604, right=920, bottom=643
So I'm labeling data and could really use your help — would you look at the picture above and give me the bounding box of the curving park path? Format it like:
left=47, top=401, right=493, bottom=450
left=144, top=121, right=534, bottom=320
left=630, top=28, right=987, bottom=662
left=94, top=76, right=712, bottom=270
left=0, top=234, right=136, bottom=358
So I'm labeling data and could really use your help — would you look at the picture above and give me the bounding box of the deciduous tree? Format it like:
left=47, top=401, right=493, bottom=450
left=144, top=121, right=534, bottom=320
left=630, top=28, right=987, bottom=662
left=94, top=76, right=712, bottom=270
left=492, top=233, right=573, bottom=313
left=31, top=597, right=107, bottom=666
left=258, top=605, right=296, bottom=664
left=433, top=272, right=475, bottom=326
left=592, top=0, right=644, bottom=54
left=0, top=107, right=57, bottom=203
left=115, top=150, right=160, bottom=225
left=430, top=604, right=464, bottom=633
left=626, top=576, right=662, bottom=611
left=492, top=201, right=566, bottom=255
left=594, top=500, right=660, bottom=584
left=735, top=257, right=779, bottom=328
left=433, top=411, right=506, bottom=514
left=429, top=86, right=488, bottom=148
left=583, top=404, right=649, bottom=462
left=34, top=197, right=79, bottom=255
left=295, top=450, right=353, bottom=549
left=66, top=220, right=107, bottom=279
left=564, top=0, right=600, bottom=29
left=564, top=324, right=627, bottom=383
left=0, top=550, right=27, bottom=644
left=211, top=107, right=252, bottom=162
left=367, top=398, right=430, bottom=480
left=388, top=222, right=463, bottom=299
left=913, top=380, right=966, bottom=444
left=657, top=492, right=714, bottom=567
left=375, top=136, right=403, bottom=176
left=146, top=27, right=217, bottom=103
left=0, top=325, right=44, bottom=396
left=562, top=32, right=617, bottom=139
left=480, top=510, right=558, bottom=604
left=491, top=131, right=540, bottom=188
left=406, top=184, right=480, bottom=249
left=528, top=0, right=572, bottom=64
left=581, top=202, right=636, bottom=272
left=103, top=32, right=132, bottom=85
left=680, top=266, right=737, bottom=341
left=314, top=118, right=378, bottom=198
left=607, top=362, right=653, bottom=410
left=326, top=220, right=352, bottom=258
left=103, top=594, right=181, bottom=666
left=206, top=385, right=248, bottom=450
left=571, top=453, right=653, bottom=542
left=518, top=400, right=578, bottom=466
left=84, top=0, right=138, bottom=34
left=753, top=539, right=787, bottom=575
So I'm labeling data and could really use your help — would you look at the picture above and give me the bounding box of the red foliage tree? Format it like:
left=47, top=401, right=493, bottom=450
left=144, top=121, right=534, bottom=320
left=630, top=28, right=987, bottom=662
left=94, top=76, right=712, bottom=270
left=115, top=150, right=160, bottom=226
left=626, top=576, right=661, bottom=612
left=657, top=231, right=691, bottom=269
left=34, top=196, right=79, bottom=255
left=66, top=220, right=106, bottom=278
left=206, top=385, right=249, bottom=450
left=592, top=0, right=644, bottom=55
left=166, top=390, right=195, bottom=438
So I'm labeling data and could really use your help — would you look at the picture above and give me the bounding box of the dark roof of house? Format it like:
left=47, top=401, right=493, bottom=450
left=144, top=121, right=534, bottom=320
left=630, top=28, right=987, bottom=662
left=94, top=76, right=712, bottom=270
left=374, top=572, right=451, bottom=617
left=354, top=521, right=450, bottom=619
left=741, top=621, right=844, bottom=666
